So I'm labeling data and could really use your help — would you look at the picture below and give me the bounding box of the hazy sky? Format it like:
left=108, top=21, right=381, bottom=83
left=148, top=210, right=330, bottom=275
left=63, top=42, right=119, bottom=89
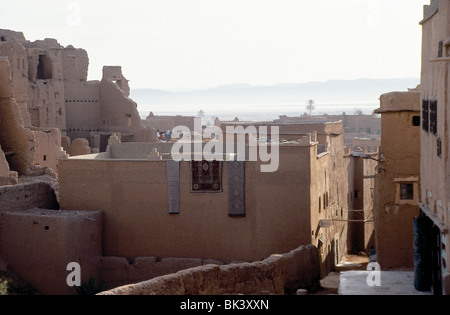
left=2, top=0, right=429, bottom=90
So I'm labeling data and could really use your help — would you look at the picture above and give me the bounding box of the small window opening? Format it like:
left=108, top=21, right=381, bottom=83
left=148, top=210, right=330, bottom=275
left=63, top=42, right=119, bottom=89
left=430, top=99, right=438, bottom=135
left=0, top=36, right=5, bottom=42
left=422, top=99, right=429, bottom=132
left=43, top=155, right=47, bottom=161
left=37, top=55, right=53, bottom=80
left=400, top=183, right=414, bottom=200
left=437, top=137, right=442, bottom=158
left=412, top=116, right=420, bottom=126
left=438, top=40, right=444, bottom=58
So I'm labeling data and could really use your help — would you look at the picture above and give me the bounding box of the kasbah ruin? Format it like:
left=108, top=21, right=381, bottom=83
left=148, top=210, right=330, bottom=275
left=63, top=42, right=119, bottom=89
left=0, top=0, right=448, bottom=296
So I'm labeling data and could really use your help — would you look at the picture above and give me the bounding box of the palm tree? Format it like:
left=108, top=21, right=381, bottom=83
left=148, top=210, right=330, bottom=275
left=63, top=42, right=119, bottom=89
left=306, top=100, right=315, bottom=116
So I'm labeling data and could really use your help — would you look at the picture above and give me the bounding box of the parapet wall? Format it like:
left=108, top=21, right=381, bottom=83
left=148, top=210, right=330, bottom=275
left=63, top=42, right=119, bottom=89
left=1, top=208, right=102, bottom=295
left=101, top=256, right=225, bottom=291
left=98, top=245, right=320, bottom=295
left=377, top=89, right=420, bottom=112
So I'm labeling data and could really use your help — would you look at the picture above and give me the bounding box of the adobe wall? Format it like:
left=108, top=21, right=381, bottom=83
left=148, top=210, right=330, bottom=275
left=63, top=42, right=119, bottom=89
left=58, top=145, right=314, bottom=262
left=309, top=130, right=350, bottom=275
left=0, top=208, right=102, bottom=295
left=378, top=90, right=421, bottom=112
left=341, top=115, right=381, bottom=135
left=64, top=81, right=101, bottom=141
left=26, top=46, right=66, bottom=131
left=0, top=57, right=37, bottom=175
left=420, top=0, right=450, bottom=237
left=276, top=114, right=381, bottom=135
left=172, top=115, right=196, bottom=132
left=346, top=155, right=377, bottom=253
left=100, top=256, right=225, bottom=291
left=98, top=245, right=320, bottom=295
left=102, top=66, right=130, bottom=96
left=142, top=115, right=174, bottom=132
left=0, top=41, right=31, bottom=128
left=418, top=0, right=450, bottom=293
left=345, top=136, right=380, bottom=153
left=0, top=146, right=10, bottom=177
left=1, top=29, right=158, bottom=171
left=219, top=120, right=343, bottom=142
left=0, top=96, right=36, bottom=175
left=61, top=46, right=89, bottom=83
left=0, top=182, right=59, bottom=251
left=310, top=151, right=332, bottom=277
left=99, top=77, right=142, bottom=134
left=70, top=138, right=91, bottom=156
left=143, top=114, right=196, bottom=133
left=32, top=128, right=61, bottom=171
left=375, top=91, right=421, bottom=269
left=0, top=38, right=66, bottom=176
left=104, top=141, right=260, bottom=160
left=64, top=78, right=158, bottom=146
left=0, top=29, right=26, bottom=43
left=0, top=182, right=58, bottom=213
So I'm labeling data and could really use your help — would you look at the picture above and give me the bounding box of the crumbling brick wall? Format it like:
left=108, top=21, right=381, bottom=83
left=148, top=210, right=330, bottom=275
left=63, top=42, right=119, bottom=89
left=98, top=245, right=320, bottom=295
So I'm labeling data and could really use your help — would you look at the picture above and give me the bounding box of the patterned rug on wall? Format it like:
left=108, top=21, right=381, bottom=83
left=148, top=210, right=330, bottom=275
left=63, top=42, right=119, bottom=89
left=191, top=160, right=222, bottom=192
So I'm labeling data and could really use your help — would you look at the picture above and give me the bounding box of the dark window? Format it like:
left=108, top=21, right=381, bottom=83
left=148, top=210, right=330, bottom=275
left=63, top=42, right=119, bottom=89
left=37, top=55, right=53, bottom=80
left=437, top=137, right=442, bottom=158
left=430, top=99, right=438, bottom=135
left=438, top=40, right=444, bottom=58
left=0, top=36, right=5, bottom=42
left=422, top=99, right=429, bottom=132
left=400, top=183, right=414, bottom=200
left=354, top=190, right=358, bottom=199
left=412, top=116, right=421, bottom=127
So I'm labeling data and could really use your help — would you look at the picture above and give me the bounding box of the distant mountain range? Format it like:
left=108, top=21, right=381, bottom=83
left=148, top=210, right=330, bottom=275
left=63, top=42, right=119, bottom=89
left=130, top=78, right=420, bottom=106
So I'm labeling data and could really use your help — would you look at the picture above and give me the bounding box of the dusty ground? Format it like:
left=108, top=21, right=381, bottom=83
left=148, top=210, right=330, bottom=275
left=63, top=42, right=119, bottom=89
left=308, top=254, right=369, bottom=295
